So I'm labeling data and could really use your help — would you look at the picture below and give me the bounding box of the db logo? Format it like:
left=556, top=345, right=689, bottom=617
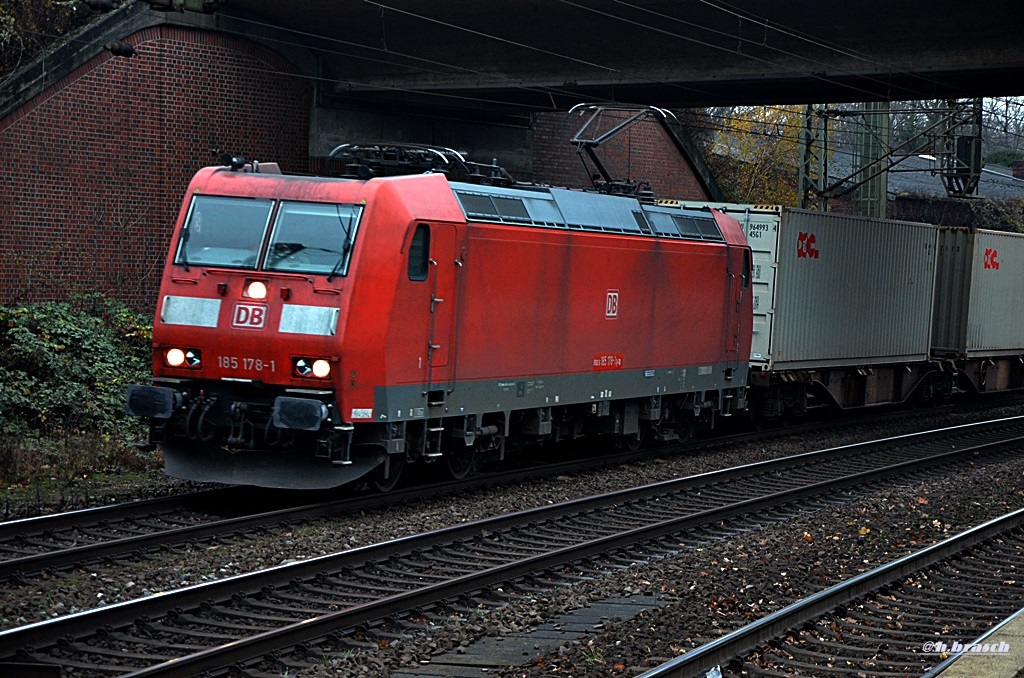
left=984, top=248, right=1000, bottom=270
left=232, top=303, right=267, bottom=329
left=605, top=290, right=619, bottom=319
left=797, top=232, right=819, bottom=259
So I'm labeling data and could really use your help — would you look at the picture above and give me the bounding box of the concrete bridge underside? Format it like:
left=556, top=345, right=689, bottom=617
left=227, top=0, right=1024, bottom=118
left=5, top=1, right=1021, bottom=187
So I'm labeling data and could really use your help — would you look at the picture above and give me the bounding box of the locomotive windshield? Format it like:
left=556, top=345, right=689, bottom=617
left=175, top=196, right=274, bottom=269
left=264, top=201, right=362, bottom=277
left=173, top=197, right=362, bottom=276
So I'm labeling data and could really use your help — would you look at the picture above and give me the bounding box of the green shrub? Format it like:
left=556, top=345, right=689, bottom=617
left=0, top=294, right=152, bottom=439
left=985, top=149, right=1024, bottom=167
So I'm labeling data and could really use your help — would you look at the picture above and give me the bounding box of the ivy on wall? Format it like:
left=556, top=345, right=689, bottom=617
left=0, top=293, right=151, bottom=438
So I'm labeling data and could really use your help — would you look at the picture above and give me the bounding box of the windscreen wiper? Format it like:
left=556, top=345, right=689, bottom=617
left=269, top=242, right=341, bottom=264
left=178, top=226, right=191, bottom=272
left=327, top=207, right=356, bottom=282
left=326, top=241, right=351, bottom=282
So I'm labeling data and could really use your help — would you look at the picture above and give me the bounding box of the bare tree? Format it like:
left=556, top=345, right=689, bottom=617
left=983, top=97, right=1024, bottom=154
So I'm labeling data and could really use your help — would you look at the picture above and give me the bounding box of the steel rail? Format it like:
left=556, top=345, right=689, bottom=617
left=0, top=410, right=820, bottom=578
left=1, top=395, right=996, bottom=540
left=1, top=402, right=1007, bottom=583
left=0, top=487, right=235, bottom=542
left=0, top=443, right=686, bottom=578
left=32, top=427, right=1024, bottom=675
left=122, top=432, right=1024, bottom=676
left=636, top=506, right=1024, bottom=678
left=3, top=409, right=1001, bottom=582
left=0, top=441, right=696, bottom=579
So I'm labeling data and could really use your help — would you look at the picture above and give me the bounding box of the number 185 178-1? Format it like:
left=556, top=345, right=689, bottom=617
left=218, top=356, right=276, bottom=372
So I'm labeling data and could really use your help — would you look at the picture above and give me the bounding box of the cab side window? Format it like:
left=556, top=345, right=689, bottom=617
left=741, top=249, right=751, bottom=289
left=408, top=224, right=430, bottom=281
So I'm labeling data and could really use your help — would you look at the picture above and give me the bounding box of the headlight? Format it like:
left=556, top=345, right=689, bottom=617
left=294, top=357, right=331, bottom=379
left=245, top=280, right=268, bottom=300
left=165, top=348, right=201, bottom=368
left=312, top=359, right=331, bottom=378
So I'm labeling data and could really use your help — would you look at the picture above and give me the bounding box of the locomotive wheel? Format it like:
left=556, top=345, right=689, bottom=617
left=445, top=446, right=476, bottom=480
left=371, top=453, right=406, bottom=493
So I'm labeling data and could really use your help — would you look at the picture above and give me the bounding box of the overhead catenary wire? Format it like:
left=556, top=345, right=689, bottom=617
left=14, top=24, right=574, bottom=113
left=16, top=3, right=1024, bottom=189
left=558, top=0, right=891, bottom=101
left=14, top=0, right=1024, bottom=117
left=346, top=0, right=1024, bottom=156
left=149, top=1, right=1024, bottom=136
left=26, top=15, right=1024, bottom=158
left=199, top=13, right=615, bottom=110
left=154, top=4, right=1024, bottom=196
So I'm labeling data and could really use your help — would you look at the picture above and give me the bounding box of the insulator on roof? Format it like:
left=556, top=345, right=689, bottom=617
left=637, top=186, right=657, bottom=205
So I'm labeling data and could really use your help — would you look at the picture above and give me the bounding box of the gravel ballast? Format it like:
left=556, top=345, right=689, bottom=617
left=1, top=402, right=1023, bottom=676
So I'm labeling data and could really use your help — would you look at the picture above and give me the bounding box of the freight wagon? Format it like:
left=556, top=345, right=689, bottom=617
left=682, top=203, right=1024, bottom=418
left=933, top=227, right=1024, bottom=393
left=680, top=203, right=941, bottom=417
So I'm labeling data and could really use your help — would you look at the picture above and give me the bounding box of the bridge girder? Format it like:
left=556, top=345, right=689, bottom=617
left=222, top=0, right=1024, bottom=112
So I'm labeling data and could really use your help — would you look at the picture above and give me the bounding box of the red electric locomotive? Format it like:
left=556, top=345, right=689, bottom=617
left=127, top=151, right=753, bottom=489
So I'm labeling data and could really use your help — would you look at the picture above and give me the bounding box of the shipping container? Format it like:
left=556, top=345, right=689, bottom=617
left=933, top=227, right=1024, bottom=358
left=678, top=203, right=939, bottom=371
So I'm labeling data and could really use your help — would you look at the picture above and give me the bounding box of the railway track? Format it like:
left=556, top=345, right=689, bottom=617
left=0, top=441, right=707, bottom=582
left=2, top=416, right=1024, bottom=676
left=640, top=504, right=1024, bottom=677
left=1, top=400, right=1008, bottom=584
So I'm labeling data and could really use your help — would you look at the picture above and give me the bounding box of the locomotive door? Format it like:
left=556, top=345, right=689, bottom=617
left=724, top=243, right=751, bottom=365
left=427, top=224, right=459, bottom=388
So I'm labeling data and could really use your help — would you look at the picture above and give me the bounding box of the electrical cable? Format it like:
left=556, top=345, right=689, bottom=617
left=14, top=6, right=1022, bottom=197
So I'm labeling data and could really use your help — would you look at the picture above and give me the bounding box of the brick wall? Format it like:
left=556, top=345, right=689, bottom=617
left=530, top=111, right=709, bottom=200
left=0, top=25, right=310, bottom=311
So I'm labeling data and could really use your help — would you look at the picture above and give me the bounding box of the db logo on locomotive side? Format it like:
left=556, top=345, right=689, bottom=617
left=232, top=303, right=268, bottom=329
left=605, top=290, right=619, bottom=319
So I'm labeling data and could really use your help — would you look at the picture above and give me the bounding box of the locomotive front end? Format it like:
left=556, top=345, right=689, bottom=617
left=127, top=167, right=379, bottom=489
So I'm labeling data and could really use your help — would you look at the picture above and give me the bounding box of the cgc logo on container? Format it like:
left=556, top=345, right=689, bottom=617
left=605, top=289, right=619, bottom=319
left=797, top=232, right=819, bottom=259
left=232, top=303, right=268, bottom=329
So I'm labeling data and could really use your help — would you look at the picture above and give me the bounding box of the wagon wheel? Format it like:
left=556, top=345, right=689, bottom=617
left=371, top=453, right=406, bottom=493
left=619, top=426, right=645, bottom=452
left=626, top=430, right=644, bottom=451
left=445, top=445, right=476, bottom=480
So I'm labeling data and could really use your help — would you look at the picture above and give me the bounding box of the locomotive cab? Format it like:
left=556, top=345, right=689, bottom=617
left=128, top=166, right=389, bottom=488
